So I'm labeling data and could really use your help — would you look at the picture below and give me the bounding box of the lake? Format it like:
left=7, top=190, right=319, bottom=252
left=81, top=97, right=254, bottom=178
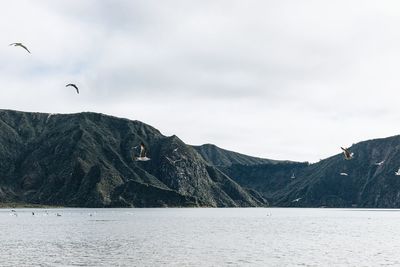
left=1, top=208, right=399, bottom=266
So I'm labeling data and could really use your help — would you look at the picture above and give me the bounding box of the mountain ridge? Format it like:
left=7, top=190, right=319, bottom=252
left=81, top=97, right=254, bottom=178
left=0, top=109, right=267, bottom=208
left=2, top=109, right=400, bottom=208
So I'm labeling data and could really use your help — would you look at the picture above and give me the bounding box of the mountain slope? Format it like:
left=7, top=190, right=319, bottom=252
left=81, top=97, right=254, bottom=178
left=0, top=110, right=267, bottom=207
left=193, top=144, right=286, bottom=167
left=270, top=135, right=400, bottom=208
left=195, top=133, right=400, bottom=208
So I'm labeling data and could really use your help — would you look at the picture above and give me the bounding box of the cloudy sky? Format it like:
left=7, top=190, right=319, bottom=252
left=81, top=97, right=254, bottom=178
left=1, top=1, right=400, bottom=162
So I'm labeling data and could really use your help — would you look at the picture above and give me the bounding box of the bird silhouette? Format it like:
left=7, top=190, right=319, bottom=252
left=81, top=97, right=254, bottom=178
left=9, top=43, right=31, bottom=53
left=66, top=84, right=79, bottom=94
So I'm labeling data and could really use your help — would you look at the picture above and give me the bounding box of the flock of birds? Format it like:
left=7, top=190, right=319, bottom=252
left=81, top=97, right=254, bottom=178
left=9, top=210, right=62, bottom=217
left=9, top=42, right=164, bottom=161
left=135, top=142, right=182, bottom=165
left=10, top=42, right=80, bottom=94
left=291, top=146, right=400, bottom=203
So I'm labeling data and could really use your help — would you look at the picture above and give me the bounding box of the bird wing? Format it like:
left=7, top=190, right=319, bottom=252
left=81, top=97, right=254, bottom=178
left=66, top=84, right=79, bottom=94
left=165, top=156, right=174, bottom=164
left=140, top=145, right=146, bottom=158
left=17, top=44, right=31, bottom=53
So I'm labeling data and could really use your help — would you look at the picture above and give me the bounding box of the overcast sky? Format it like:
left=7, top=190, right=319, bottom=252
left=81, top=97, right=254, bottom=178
left=2, top=1, right=400, bottom=162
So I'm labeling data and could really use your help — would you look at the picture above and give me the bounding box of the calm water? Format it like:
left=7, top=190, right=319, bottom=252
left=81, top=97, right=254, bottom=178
left=1, top=208, right=400, bottom=266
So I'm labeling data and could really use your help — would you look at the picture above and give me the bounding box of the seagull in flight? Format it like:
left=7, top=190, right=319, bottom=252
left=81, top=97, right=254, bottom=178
left=395, top=168, right=400, bottom=176
left=173, top=148, right=178, bottom=153
left=292, top=198, right=302, bottom=202
left=135, top=142, right=151, bottom=161
left=341, top=147, right=354, bottom=160
left=375, top=161, right=385, bottom=166
left=9, top=42, right=31, bottom=53
left=66, top=84, right=79, bottom=94
left=340, top=172, right=349, bottom=176
left=165, top=156, right=182, bottom=165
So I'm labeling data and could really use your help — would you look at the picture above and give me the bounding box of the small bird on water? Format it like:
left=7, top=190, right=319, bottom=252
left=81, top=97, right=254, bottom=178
left=395, top=168, right=400, bottom=176
left=9, top=42, right=31, bottom=53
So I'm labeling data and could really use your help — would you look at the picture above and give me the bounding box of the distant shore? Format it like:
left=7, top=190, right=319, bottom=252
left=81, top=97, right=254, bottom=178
left=0, top=203, right=64, bottom=209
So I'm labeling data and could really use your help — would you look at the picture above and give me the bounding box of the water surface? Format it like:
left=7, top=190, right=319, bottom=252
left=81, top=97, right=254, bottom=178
left=1, top=208, right=399, bottom=266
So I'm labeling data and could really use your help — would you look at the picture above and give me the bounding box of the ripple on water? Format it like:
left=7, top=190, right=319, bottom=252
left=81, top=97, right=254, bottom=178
left=1, top=208, right=400, bottom=266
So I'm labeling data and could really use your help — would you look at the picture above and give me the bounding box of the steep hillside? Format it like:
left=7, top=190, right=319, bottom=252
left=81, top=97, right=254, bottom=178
left=196, top=135, right=400, bottom=208
left=193, top=144, right=284, bottom=167
left=270, top=135, right=400, bottom=207
left=0, top=110, right=267, bottom=207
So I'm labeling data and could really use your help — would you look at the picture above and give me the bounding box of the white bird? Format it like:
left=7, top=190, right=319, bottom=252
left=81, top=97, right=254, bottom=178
left=135, top=142, right=151, bottom=161
left=173, top=148, right=178, bottom=153
left=166, top=156, right=182, bottom=165
left=341, top=147, right=354, bottom=160
left=375, top=161, right=385, bottom=166
left=395, top=168, right=400, bottom=176
left=9, top=42, right=31, bottom=53
left=66, top=83, right=79, bottom=94
left=340, top=172, right=349, bottom=176
left=292, top=198, right=302, bottom=202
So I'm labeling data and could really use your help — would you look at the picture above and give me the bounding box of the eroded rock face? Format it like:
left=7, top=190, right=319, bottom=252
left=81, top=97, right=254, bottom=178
left=0, top=109, right=267, bottom=207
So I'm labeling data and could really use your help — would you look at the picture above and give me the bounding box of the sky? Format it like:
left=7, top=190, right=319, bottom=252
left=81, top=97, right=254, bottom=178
left=1, top=1, right=400, bottom=162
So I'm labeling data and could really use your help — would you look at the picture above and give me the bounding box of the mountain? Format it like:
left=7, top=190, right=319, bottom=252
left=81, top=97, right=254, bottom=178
left=4, top=109, right=400, bottom=208
left=0, top=109, right=267, bottom=208
left=193, top=144, right=281, bottom=167
left=193, top=144, right=305, bottom=201
left=207, top=135, right=400, bottom=208
left=270, top=135, right=400, bottom=208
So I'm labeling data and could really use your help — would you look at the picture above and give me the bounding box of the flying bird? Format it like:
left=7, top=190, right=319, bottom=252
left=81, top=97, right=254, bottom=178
left=165, top=156, right=182, bottom=165
left=375, top=161, right=385, bottom=166
left=140, top=143, right=146, bottom=158
left=395, top=168, right=400, bottom=176
left=135, top=142, right=150, bottom=161
left=292, top=198, right=302, bottom=202
left=173, top=148, right=178, bottom=153
left=66, top=84, right=79, bottom=94
left=9, top=42, right=31, bottom=53
left=341, top=147, right=354, bottom=160
left=340, top=172, right=349, bottom=176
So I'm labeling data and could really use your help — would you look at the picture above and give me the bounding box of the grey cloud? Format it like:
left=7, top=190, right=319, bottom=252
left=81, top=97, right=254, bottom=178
left=1, top=1, right=400, bottom=161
